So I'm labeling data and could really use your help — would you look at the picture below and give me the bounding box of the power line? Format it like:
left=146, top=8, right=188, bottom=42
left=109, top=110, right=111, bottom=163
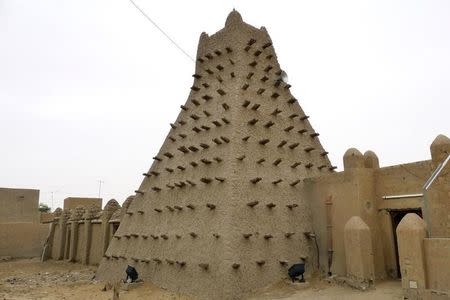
left=128, top=0, right=195, bottom=62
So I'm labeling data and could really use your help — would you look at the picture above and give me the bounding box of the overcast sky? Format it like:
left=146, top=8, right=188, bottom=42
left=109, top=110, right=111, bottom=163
left=1, top=0, right=449, bottom=210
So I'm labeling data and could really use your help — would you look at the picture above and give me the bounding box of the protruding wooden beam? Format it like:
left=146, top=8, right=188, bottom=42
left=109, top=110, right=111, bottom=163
left=261, top=76, right=268, bottom=82
left=166, top=259, right=174, bottom=265
left=300, top=115, right=310, bottom=121
left=166, top=206, right=174, bottom=212
left=273, top=158, right=282, bottom=166
left=202, top=83, right=210, bottom=88
left=287, top=98, right=297, bottom=104
left=188, top=146, right=199, bottom=152
left=198, top=263, right=209, bottom=270
left=154, top=208, right=162, bottom=213
left=164, top=152, right=174, bottom=158
left=290, top=179, right=301, bottom=186
left=200, top=177, right=212, bottom=183
left=289, top=114, right=298, bottom=119
left=232, top=263, right=240, bottom=269
left=191, top=99, right=200, bottom=106
left=286, top=204, right=298, bottom=209
left=143, top=172, right=151, bottom=177
left=285, top=232, right=295, bottom=238
left=175, top=234, right=181, bottom=239
left=249, top=61, right=257, bottom=67
left=221, top=117, right=230, bottom=124
left=226, top=47, right=232, bottom=53
left=217, top=89, right=226, bottom=96
left=212, top=120, right=222, bottom=127
left=137, top=210, right=144, bottom=215
left=242, top=136, right=250, bottom=141
left=321, top=151, right=329, bottom=156
left=201, top=125, right=210, bottom=131
left=289, top=143, right=300, bottom=149
left=222, top=103, right=230, bottom=110
left=216, top=64, right=224, bottom=71
left=152, top=187, right=161, bottom=192
left=259, top=139, right=270, bottom=145
left=304, top=147, right=315, bottom=152
left=215, top=177, right=225, bottom=182
left=262, top=42, right=272, bottom=49
left=256, top=260, right=266, bottom=266
left=161, top=234, right=168, bottom=240
left=177, top=146, right=189, bottom=153
left=174, top=205, right=182, bottom=211
left=264, top=234, right=273, bottom=240
left=190, top=86, right=200, bottom=91
left=135, top=190, right=144, bottom=195
left=247, top=200, right=259, bottom=207
left=192, top=127, right=201, bottom=133
left=213, top=233, right=220, bottom=238
left=169, top=136, right=176, bottom=142
left=178, top=133, right=187, bottom=138
left=305, top=163, right=314, bottom=169
left=257, top=88, right=265, bottom=95
left=178, top=120, right=186, bottom=125
left=190, top=232, right=198, bottom=238
left=202, top=95, right=212, bottom=101
left=264, top=65, right=273, bottom=72
left=291, top=162, right=301, bottom=168
left=189, top=162, right=198, bottom=168
left=206, top=69, right=214, bottom=74
left=266, top=203, right=276, bottom=208
left=248, top=38, right=256, bottom=45
left=254, top=50, right=262, bottom=56
left=213, top=138, right=222, bottom=145
left=170, top=123, right=177, bottom=129
left=237, top=155, right=246, bottom=161
left=180, top=105, right=188, bottom=111
left=177, top=166, right=186, bottom=171
left=248, top=118, right=258, bottom=125
left=272, top=179, right=283, bottom=185
left=220, top=136, right=230, bottom=143
left=200, top=159, right=212, bottom=165
left=271, top=93, right=280, bottom=99
left=242, top=100, right=250, bottom=107
left=199, top=143, right=209, bottom=149
left=266, top=54, right=273, bottom=60
left=150, top=171, right=160, bottom=176
left=243, top=233, right=253, bottom=239
left=190, top=114, right=200, bottom=120
left=318, top=164, right=327, bottom=170
left=329, top=166, right=338, bottom=171
left=277, top=140, right=287, bottom=148
left=186, top=204, right=195, bottom=210
left=310, top=132, right=320, bottom=138
left=298, top=129, right=308, bottom=134
left=247, top=72, right=254, bottom=79
left=257, top=158, right=265, bottom=164
left=153, top=258, right=162, bottom=264
left=251, top=103, right=260, bottom=110
left=206, top=203, right=216, bottom=210
left=176, top=261, right=186, bottom=267
left=192, top=74, right=202, bottom=79
left=284, top=126, right=294, bottom=132
left=242, top=84, right=249, bottom=90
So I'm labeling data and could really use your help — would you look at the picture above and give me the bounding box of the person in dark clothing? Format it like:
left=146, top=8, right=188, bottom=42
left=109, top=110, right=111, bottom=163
left=288, top=257, right=306, bottom=282
left=125, top=265, right=138, bottom=283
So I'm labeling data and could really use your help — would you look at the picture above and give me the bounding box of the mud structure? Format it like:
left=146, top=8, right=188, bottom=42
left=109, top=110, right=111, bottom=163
left=96, top=10, right=333, bottom=299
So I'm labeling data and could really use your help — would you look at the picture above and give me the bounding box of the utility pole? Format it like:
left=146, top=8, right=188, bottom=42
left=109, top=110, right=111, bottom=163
left=98, top=180, right=104, bottom=198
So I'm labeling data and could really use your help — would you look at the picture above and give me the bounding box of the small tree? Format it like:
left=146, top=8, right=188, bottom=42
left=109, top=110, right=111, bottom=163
left=39, top=203, right=51, bottom=213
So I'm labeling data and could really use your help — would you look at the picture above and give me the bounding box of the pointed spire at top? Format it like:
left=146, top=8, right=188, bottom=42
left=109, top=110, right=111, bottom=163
left=225, top=9, right=243, bottom=27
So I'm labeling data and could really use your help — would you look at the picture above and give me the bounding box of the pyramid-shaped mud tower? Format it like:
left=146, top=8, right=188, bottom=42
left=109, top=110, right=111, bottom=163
left=97, top=10, right=334, bottom=299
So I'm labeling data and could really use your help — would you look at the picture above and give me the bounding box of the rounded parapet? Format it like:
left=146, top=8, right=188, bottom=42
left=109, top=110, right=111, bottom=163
left=104, top=199, right=120, bottom=213
left=70, top=206, right=86, bottom=221
left=343, top=148, right=364, bottom=170
left=397, top=213, right=427, bottom=234
left=53, top=207, right=62, bottom=218
left=83, top=205, right=101, bottom=220
left=364, top=150, right=379, bottom=169
left=430, top=134, right=450, bottom=164
left=225, top=9, right=243, bottom=27
left=60, top=209, right=71, bottom=223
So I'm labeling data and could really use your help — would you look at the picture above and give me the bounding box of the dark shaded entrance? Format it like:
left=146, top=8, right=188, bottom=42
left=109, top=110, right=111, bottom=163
left=389, top=209, right=422, bottom=278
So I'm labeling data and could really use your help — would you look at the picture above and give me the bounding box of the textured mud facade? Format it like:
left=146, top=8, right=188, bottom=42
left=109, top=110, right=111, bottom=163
left=97, top=11, right=333, bottom=299
left=0, top=187, right=48, bottom=258
left=305, top=134, right=450, bottom=297
left=42, top=198, right=123, bottom=265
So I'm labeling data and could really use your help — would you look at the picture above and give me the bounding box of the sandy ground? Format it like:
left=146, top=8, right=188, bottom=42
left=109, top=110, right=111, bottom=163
left=0, top=258, right=403, bottom=300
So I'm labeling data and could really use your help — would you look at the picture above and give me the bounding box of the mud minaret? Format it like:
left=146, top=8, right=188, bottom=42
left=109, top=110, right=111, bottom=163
left=97, top=10, right=333, bottom=299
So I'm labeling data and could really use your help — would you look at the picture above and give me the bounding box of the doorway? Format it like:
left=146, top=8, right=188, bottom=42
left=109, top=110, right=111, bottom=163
left=389, top=209, right=422, bottom=278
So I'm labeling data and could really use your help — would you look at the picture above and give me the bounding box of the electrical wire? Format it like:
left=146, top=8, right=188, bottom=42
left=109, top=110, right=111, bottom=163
left=128, top=0, right=195, bottom=62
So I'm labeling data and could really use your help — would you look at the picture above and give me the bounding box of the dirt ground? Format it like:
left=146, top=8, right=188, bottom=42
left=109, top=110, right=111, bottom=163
left=0, top=258, right=403, bottom=300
